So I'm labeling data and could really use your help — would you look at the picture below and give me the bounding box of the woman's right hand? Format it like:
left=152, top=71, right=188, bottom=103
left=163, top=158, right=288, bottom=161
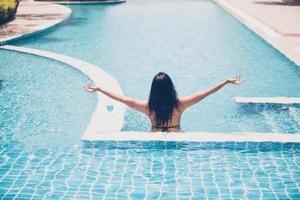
left=84, top=85, right=98, bottom=93
left=227, top=75, right=242, bottom=85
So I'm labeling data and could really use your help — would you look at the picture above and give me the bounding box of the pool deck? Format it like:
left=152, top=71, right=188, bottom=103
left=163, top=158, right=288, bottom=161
left=0, top=0, right=71, bottom=44
left=214, top=0, right=300, bottom=67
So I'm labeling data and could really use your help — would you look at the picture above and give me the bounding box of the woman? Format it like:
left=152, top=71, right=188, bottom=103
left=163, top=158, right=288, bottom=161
left=84, top=72, right=241, bottom=132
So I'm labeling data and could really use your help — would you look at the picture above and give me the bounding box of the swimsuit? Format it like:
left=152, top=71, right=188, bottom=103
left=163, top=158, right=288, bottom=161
left=151, top=124, right=180, bottom=132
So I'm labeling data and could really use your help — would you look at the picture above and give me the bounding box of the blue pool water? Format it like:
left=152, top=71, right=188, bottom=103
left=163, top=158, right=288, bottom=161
left=11, top=0, right=300, bottom=133
left=1, top=0, right=300, bottom=199
left=0, top=50, right=96, bottom=149
left=1, top=140, right=300, bottom=199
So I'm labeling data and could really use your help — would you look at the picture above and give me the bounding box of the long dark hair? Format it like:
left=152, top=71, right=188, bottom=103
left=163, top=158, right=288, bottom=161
left=148, top=72, right=180, bottom=127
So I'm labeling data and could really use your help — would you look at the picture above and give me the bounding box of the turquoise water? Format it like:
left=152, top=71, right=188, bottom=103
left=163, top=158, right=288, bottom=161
left=1, top=139, right=300, bottom=199
left=11, top=0, right=300, bottom=133
left=1, top=0, right=300, bottom=199
left=0, top=50, right=97, bottom=149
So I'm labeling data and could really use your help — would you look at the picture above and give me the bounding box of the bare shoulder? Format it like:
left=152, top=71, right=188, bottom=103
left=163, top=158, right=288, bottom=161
left=137, top=100, right=148, bottom=108
left=178, top=96, right=190, bottom=111
left=132, top=100, right=149, bottom=115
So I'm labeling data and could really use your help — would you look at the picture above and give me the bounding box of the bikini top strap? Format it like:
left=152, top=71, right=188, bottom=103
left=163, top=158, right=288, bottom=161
left=152, top=124, right=180, bottom=129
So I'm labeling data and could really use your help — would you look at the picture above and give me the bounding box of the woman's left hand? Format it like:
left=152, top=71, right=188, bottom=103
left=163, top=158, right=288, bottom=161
left=84, top=85, right=98, bottom=93
left=227, top=75, right=242, bottom=85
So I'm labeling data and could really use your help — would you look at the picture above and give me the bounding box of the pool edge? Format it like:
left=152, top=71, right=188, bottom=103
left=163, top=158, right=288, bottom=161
left=81, top=131, right=300, bottom=143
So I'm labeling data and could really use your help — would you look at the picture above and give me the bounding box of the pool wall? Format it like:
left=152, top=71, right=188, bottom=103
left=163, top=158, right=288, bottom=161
left=81, top=131, right=300, bottom=143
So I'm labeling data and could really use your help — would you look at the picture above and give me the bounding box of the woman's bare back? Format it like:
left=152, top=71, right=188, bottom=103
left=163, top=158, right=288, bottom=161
left=149, top=107, right=182, bottom=132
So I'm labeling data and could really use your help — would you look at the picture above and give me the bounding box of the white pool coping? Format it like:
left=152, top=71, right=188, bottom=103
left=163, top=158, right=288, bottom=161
left=81, top=131, right=300, bottom=143
left=1, top=45, right=125, bottom=135
left=235, top=97, right=300, bottom=104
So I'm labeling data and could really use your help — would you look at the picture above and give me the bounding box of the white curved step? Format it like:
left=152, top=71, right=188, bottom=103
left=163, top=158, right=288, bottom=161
left=1, top=45, right=125, bottom=138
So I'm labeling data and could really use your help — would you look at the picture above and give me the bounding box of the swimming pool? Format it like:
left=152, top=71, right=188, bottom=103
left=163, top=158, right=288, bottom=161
left=1, top=0, right=300, bottom=199
left=10, top=0, right=300, bottom=133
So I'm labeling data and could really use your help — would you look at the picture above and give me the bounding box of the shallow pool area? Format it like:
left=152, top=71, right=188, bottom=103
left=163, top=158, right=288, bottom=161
left=1, top=0, right=300, bottom=199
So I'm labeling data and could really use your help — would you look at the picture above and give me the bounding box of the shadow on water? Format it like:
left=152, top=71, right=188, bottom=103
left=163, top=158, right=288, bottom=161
left=38, top=36, right=69, bottom=43
left=254, top=0, right=300, bottom=6
left=9, top=15, right=90, bottom=46
left=0, top=80, right=3, bottom=90
left=63, top=16, right=89, bottom=27
left=10, top=24, right=70, bottom=45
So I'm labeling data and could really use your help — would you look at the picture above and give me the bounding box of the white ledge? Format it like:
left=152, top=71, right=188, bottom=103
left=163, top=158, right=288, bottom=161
left=1, top=45, right=125, bottom=136
left=82, top=131, right=300, bottom=143
left=235, top=97, right=300, bottom=104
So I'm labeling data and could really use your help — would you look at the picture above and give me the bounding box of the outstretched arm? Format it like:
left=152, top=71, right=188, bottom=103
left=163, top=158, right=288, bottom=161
left=84, top=85, right=149, bottom=115
left=180, top=75, right=242, bottom=110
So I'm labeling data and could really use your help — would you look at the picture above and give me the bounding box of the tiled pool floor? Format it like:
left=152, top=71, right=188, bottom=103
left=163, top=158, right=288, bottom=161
left=1, top=142, right=299, bottom=199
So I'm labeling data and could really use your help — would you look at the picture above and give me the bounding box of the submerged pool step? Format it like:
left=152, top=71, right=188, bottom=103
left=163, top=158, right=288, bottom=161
left=261, top=110, right=281, bottom=133
left=236, top=97, right=300, bottom=133
left=261, top=107, right=300, bottom=133
left=289, top=107, right=300, bottom=128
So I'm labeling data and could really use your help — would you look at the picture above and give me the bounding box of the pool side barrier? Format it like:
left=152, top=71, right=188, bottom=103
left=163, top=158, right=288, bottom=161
left=235, top=97, right=300, bottom=104
left=80, top=131, right=300, bottom=143
left=1, top=45, right=125, bottom=137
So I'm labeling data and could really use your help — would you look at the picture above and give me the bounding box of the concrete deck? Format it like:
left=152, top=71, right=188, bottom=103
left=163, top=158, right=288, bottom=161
left=214, top=0, right=300, bottom=67
left=0, top=0, right=71, bottom=44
